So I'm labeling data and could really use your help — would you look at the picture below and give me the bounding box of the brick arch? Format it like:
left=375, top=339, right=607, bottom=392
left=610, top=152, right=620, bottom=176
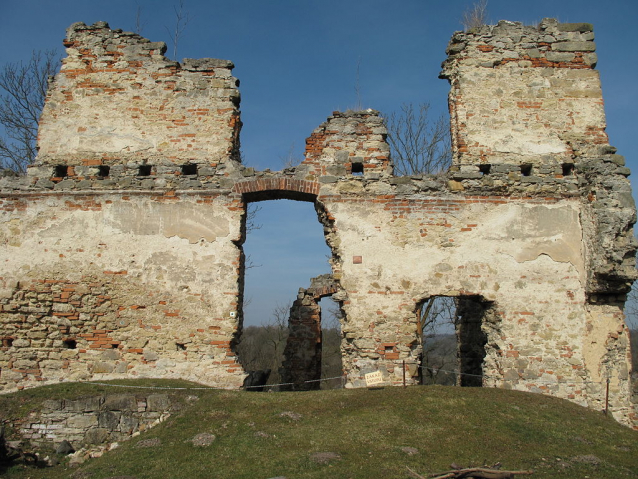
left=233, top=177, right=320, bottom=202
left=310, top=283, right=339, bottom=300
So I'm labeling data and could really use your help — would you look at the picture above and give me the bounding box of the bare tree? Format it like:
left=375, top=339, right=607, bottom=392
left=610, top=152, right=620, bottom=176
left=134, top=4, right=147, bottom=35
left=165, top=0, right=191, bottom=61
left=418, top=296, right=459, bottom=385
left=384, top=103, right=451, bottom=176
left=280, top=143, right=301, bottom=169
left=0, top=50, right=59, bottom=174
left=236, top=302, right=290, bottom=385
left=461, top=0, right=489, bottom=31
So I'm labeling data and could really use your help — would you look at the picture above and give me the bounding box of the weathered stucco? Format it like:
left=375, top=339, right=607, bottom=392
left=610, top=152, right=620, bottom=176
left=0, top=19, right=636, bottom=428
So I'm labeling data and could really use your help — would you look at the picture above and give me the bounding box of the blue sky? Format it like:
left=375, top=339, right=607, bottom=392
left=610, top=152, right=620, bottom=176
left=1, top=0, right=637, bottom=326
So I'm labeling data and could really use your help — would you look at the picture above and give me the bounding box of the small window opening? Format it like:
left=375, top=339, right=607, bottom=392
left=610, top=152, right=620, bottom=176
left=176, top=342, right=187, bottom=351
left=478, top=164, right=491, bottom=175
left=181, top=163, right=198, bottom=175
left=110, top=343, right=118, bottom=349
left=98, top=165, right=110, bottom=177
left=351, top=162, right=364, bottom=176
left=54, top=165, right=68, bottom=178
left=384, top=346, right=394, bottom=353
left=138, top=165, right=152, bottom=176
left=520, top=164, right=532, bottom=176
left=63, top=339, right=77, bottom=349
left=562, top=163, right=574, bottom=176
left=2, top=338, right=13, bottom=348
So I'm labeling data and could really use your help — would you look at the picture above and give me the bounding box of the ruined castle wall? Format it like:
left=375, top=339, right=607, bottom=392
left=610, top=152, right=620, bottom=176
left=0, top=20, right=635, bottom=429
left=0, top=192, right=245, bottom=390
left=440, top=19, right=603, bottom=166
left=34, top=22, right=241, bottom=170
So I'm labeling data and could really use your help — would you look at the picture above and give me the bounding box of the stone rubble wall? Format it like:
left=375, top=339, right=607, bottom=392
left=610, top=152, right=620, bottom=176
left=0, top=193, right=246, bottom=390
left=11, top=393, right=178, bottom=450
left=440, top=18, right=603, bottom=167
left=280, top=274, right=339, bottom=390
left=0, top=20, right=636, bottom=429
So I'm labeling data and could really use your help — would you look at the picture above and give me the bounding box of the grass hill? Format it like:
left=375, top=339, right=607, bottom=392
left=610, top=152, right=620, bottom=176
left=1, top=380, right=637, bottom=478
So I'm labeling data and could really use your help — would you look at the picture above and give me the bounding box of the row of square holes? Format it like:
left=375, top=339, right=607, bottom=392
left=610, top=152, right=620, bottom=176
left=51, top=163, right=575, bottom=179
left=479, top=164, right=574, bottom=176
left=1, top=338, right=77, bottom=349
left=53, top=164, right=197, bottom=178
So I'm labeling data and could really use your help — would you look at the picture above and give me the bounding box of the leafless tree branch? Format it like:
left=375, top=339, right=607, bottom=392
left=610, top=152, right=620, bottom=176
left=461, top=0, right=489, bottom=31
left=384, top=103, right=452, bottom=176
left=0, top=50, right=59, bottom=174
left=165, top=0, right=191, bottom=61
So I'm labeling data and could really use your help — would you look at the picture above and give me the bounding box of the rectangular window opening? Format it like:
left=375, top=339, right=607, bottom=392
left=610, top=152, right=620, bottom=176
left=351, top=162, right=364, bottom=176
left=520, top=164, right=533, bottom=176
left=138, top=165, right=152, bottom=176
left=181, top=164, right=198, bottom=175
left=562, top=163, right=574, bottom=176
left=54, top=165, right=68, bottom=178
left=63, top=339, right=77, bottom=349
left=478, top=164, right=491, bottom=175
left=98, top=165, right=110, bottom=177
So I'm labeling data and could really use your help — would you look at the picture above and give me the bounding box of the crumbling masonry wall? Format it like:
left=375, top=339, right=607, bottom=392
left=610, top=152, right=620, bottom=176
left=0, top=20, right=636, bottom=428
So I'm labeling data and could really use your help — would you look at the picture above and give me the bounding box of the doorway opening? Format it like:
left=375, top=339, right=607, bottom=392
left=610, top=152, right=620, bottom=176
left=417, top=295, right=492, bottom=387
left=236, top=198, right=336, bottom=390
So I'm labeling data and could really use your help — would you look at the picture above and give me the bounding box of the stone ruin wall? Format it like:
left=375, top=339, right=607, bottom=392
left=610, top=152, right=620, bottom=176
left=0, top=19, right=636, bottom=428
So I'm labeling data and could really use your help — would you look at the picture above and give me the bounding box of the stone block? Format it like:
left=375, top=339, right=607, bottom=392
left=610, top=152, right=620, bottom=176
left=552, top=41, right=596, bottom=52
left=103, top=394, right=137, bottom=411
left=84, top=427, right=109, bottom=445
left=67, top=414, right=98, bottom=429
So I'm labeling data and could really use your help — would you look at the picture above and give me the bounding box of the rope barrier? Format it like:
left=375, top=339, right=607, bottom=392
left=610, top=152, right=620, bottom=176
left=78, top=365, right=610, bottom=391
left=418, top=365, right=604, bottom=386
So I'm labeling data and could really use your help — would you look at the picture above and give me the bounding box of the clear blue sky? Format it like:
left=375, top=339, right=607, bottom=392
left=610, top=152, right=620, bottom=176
left=2, top=0, right=637, bottom=326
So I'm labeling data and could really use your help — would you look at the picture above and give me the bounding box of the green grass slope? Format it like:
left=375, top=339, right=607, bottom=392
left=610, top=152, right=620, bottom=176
left=2, top=381, right=637, bottom=479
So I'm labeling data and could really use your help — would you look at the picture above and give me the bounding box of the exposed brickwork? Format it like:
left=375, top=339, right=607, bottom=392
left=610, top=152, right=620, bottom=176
left=440, top=19, right=605, bottom=167
left=35, top=21, right=241, bottom=170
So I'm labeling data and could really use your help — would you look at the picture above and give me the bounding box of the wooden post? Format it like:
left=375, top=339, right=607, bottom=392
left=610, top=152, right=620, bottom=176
left=604, top=378, right=610, bottom=416
left=402, top=360, right=406, bottom=388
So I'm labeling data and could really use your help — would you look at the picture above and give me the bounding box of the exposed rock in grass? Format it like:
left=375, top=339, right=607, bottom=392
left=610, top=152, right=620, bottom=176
left=188, top=433, right=216, bottom=447
left=310, top=451, right=341, bottom=464
left=400, top=446, right=419, bottom=455
left=279, top=411, right=302, bottom=421
left=136, top=437, right=161, bottom=448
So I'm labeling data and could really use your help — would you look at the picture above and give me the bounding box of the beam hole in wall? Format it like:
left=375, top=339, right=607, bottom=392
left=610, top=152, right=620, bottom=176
left=2, top=337, right=13, bottom=348
left=351, top=162, right=364, bottom=176
left=236, top=197, right=335, bottom=391
left=176, top=342, right=186, bottom=351
left=562, top=163, right=574, bottom=176
left=138, top=165, right=152, bottom=176
left=54, top=165, right=68, bottom=178
left=63, top=339, right=76, bottom=349
left=98, top=165, right=110, bottom=177
left=520, top=164, right=533, bottom=176
left=478, top=164, right=491, bottom=175
left=181, top=163, right=198, bottom=175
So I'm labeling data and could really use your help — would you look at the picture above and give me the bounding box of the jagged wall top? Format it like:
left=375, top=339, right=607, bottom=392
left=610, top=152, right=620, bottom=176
left=33, top=22, right=241, bottom=170
left=441, top=18, right=606, bottom=167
